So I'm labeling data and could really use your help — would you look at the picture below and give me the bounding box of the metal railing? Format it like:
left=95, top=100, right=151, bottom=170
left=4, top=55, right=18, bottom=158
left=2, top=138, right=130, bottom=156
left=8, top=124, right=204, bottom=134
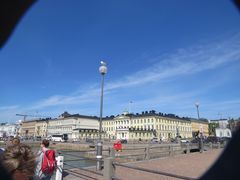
left=55, top=142, right=224, bottom=180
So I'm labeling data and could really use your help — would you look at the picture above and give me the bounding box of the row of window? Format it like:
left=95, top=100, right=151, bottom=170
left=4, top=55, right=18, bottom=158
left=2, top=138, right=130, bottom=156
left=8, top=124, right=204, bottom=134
left=47, top=127, right=72, bottom=131
left=127, top=132, right=189, bottom=138
left=103, top=125, right=191, bottom=132
left=104, top=118, right=191, bottom=125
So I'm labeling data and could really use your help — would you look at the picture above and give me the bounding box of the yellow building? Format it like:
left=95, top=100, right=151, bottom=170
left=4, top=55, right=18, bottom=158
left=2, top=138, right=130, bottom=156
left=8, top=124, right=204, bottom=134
left=19, top=120, right=38, bottom=137
left=35, top=119, right=48, bottom=137
left=191, top=119, right=209, bottom=137
left=102, top=111, right=192, bottom=141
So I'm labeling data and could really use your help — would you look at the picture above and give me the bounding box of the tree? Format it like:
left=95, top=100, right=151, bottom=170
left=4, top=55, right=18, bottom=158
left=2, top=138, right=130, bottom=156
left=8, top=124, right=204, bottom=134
left=209, top=122, right=219, bottom=136
left=227, top=119, right=236, bottom=131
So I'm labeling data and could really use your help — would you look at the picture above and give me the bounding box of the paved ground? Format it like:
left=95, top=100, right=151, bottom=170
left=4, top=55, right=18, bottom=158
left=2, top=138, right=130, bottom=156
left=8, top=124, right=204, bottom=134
left=63, top=149, right=223, bottom=180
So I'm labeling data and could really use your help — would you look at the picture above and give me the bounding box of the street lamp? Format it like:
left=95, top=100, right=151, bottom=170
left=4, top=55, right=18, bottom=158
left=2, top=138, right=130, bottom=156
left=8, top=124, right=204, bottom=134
left=195, top=102, right=200, bottom=120
left=195, top=102, right=203, bottom=153
left=96, top=61, right=107, bottom=171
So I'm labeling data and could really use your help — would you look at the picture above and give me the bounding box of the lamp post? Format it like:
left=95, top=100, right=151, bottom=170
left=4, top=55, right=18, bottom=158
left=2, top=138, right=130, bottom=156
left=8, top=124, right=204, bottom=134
left=195, top=102, right=203, bottom=153
left=195, top=102, right=200, bottom=120
left=96, top=61, right=107, bottom=171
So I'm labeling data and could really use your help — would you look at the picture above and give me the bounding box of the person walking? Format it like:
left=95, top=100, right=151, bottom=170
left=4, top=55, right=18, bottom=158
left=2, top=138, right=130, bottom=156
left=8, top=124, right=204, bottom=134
left=35, top=139, right=56, bottom=180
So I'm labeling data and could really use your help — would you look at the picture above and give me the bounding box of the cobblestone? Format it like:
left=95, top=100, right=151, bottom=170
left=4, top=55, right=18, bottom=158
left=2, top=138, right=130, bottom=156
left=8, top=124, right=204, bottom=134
left=63, top=149, right=222, bottom=180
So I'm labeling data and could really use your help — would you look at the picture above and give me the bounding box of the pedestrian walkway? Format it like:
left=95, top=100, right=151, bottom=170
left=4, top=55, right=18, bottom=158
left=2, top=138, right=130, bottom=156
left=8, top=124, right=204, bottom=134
left=63, top=149, right=222, bottom=180
left=115, top=149, right=222, bottom=180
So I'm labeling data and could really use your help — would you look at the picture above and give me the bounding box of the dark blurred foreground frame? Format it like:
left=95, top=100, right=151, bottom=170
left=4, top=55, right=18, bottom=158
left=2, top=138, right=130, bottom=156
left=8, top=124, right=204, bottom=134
left=234, top=0, right=240, bottom=10
left=200, top=2, right=240, bottom=179
left=0, top=162, right=12, bottom=180
left=199, top=127, right=240, bottom=180
left=0, top=0, right=36, bottom=49
left=0, top=0, right=240, bottom=179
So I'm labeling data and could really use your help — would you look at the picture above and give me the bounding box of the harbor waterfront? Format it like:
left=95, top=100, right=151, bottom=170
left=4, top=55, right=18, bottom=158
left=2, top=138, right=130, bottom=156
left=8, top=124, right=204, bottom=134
left=17, top=110, right=211, bottom=142
left=0, top=133, right=231, bottom=180
left=58, top=142, right=223, bottom=180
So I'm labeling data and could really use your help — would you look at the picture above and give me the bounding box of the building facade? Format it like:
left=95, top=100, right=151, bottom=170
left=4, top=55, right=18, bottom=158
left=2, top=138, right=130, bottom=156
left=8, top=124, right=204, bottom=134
left=17, top=111, right=210, bottom=141
left=47, top=112, right=99, bottom=139
left=102, top=111, right=193, bottom=141
left=191, top=119, right=209, bottom=137
left=19, top=120, right=38, bottom=137
left=210, top=119, right=229, bottom=129
left=35, top=119, right=48, bottom=137
left=0, top=123, right=19, bottom=137
left=215, top=128, right=232, bottom=138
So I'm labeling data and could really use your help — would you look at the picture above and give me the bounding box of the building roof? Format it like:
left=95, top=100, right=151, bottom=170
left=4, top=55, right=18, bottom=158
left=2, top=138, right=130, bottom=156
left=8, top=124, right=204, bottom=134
left=210, top=119, right=228, bottom=122
left=190, top=118, right=209, bottom=123
left=103, top=110, right=191, bottom=122
left=58, top=111, right=99, bottom=120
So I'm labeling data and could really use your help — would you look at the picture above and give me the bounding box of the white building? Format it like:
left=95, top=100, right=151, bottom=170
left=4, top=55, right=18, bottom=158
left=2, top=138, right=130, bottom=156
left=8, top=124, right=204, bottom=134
left=47, top=112, right=99, bottom=139
left=210, top=119, right=229, bottom=129
left=215, top=128, right=232, bottom=138
left=0, top=123, right=19, bottom=137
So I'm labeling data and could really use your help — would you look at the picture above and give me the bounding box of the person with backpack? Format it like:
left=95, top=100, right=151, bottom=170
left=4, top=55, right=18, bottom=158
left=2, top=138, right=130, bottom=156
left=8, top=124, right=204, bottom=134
left=35, top=139, right=56, bottom=180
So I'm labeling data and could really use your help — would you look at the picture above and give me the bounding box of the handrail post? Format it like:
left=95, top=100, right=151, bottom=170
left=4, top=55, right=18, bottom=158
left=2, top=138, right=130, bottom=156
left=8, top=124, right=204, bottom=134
left=169, top=145, right=173, bottom=156
left=199, top=138, right=203, bottom=153
left=109, top=147, right=115, bottom=158
left=104, top=157, right=115, bottom=180
left=186, top=143, right=190, bottom=154
left=223, top=141, right=227, bottom=148
left=55, top=155, right=64, bottom=180
left=145, top=146, right=150, bottom=160
left=209, top=142, right=212, bottom=150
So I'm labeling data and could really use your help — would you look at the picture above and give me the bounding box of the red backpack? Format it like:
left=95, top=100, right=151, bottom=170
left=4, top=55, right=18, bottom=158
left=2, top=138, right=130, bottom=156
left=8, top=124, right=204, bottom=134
left=41, top=150, right=56, bottom=175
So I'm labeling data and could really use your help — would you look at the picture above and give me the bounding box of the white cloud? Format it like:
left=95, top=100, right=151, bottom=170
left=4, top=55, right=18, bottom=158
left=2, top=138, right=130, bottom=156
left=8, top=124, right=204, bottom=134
left=6, top=33, right=240, bottom=120
left=0, top=105, right=19, bottom=111
left=105, top=34, right=240, bottom=91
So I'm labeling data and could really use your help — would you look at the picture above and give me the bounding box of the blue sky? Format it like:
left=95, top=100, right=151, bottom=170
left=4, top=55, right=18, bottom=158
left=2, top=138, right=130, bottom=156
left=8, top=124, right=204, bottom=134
left=1, top=0, right=240, bottom=123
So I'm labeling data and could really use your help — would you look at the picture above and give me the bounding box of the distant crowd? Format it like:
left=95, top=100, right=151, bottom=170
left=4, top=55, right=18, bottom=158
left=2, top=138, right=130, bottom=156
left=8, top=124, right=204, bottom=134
left=0, top=137, right=57, bottom=180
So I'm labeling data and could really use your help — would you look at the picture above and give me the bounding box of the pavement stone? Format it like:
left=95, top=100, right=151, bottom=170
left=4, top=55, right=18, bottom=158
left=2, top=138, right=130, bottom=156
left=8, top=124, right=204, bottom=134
left=63, top=149, right=222, bottom=180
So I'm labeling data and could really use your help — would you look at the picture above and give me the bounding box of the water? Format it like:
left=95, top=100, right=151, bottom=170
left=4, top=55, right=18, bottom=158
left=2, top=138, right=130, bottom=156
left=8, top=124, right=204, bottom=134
left=60, top=151, right=96, bottom=170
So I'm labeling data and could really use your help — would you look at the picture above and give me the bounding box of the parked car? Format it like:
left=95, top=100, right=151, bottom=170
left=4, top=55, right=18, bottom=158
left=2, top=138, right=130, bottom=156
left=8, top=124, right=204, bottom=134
left=205, top=136, right=221, bottom=143
left=151, top=137, right=158, bottom=143
left=190, top=138, right=199, bottom=143
left=180, top=139, right=190, bottom=143
left=85, top=138, right=95, bottom=148
left=170, top=138, right=178, bottom=143
left=34, top=136, right=42, bottom=141
left=85, top=138, right=94, bottom=143
left=46, top=135, right=52, bottom=141
left=219, top=137, right=231, bottom=144
left=120, top=139, right=127, bottom=144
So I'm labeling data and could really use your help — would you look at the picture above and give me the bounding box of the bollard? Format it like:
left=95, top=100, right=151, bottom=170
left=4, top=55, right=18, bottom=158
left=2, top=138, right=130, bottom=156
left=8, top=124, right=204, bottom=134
left=55, top=155, right=64, bottom=180
left=169, top=145, right=173, bottom=156
left=223, top=141, right=227, bottom=147
left=96, top=141, right=103, bottom=171
left=103, top=157, right=115, bottom=180
left=186, top=143, right=190, bottom=154
left=145, top=146, right=150, bottom=160
left=198, top=138, right=203, bottom=153
left=209, top=142, right=212, bottom=150
left=109, top=147, right=115, bottom=158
